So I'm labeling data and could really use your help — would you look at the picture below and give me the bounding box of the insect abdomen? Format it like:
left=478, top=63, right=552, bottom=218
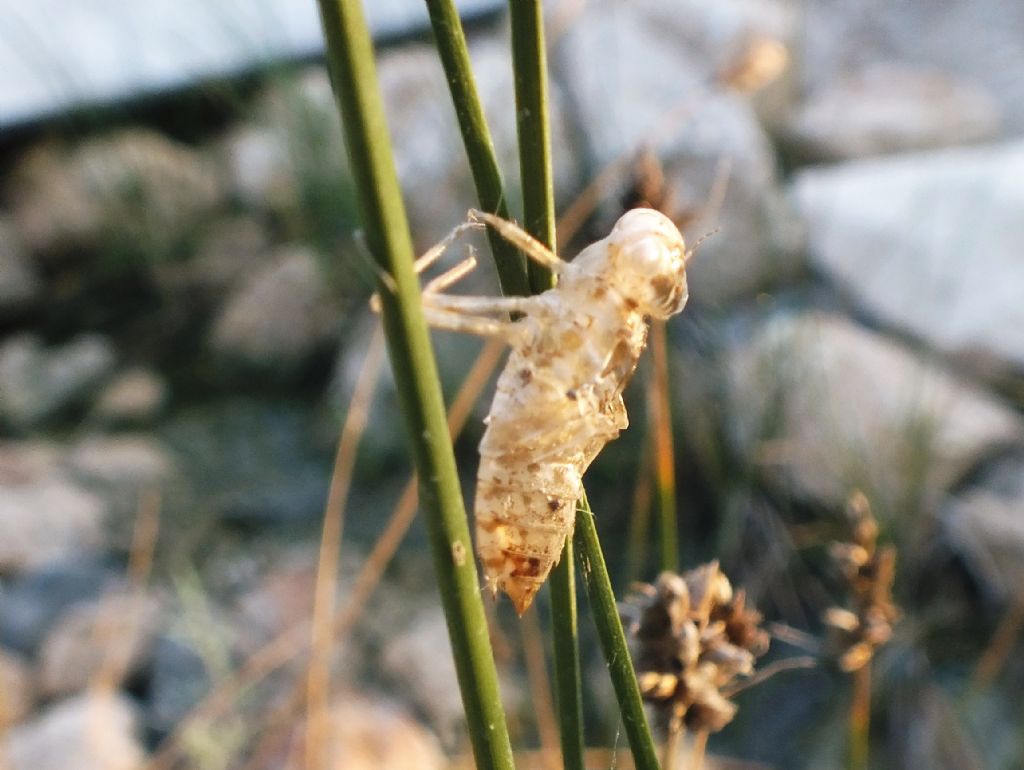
left=475, top=451, right=580, bottom=615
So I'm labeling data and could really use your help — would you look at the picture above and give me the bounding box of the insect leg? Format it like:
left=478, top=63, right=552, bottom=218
left=470, top=210, right=568, bottom=275
left=423, top=292, right=545, bottom=318
left=423, top=248, right=478, bottom=295
left=422, top=306, right=521, bottom=340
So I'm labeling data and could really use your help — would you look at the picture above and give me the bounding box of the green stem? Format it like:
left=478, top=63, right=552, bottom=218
left=509, top=0, right=556, bottom=292
left=314, top=3, right=514, bottom=769
left=575, top=493, right=661, bottom=770
left=422, top=0, right=531, bottom=297
left=550, top=540, right=586, bottom=770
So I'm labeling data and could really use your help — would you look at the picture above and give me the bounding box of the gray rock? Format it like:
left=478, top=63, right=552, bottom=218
left=0, top=649, right=35, bottom=725
left=785, top=64, right=1001, bottom=162
left=553, top=4, right=802, bottom=305
left=0, top=218, right=41, bottom=314
left=0, top=333, right=117, bottom=430
left=208, top=246, right=339, bottom=378
left=377, top=37, right=579, bottom=249
left=800, top=0, right=1024, bottom=133
left=9, top=130, right=222, bottom=257
left=4, top=692, right=146, bottom=770
left=38, top=593, right=162, bottom=698
left=943, top=453, right=1024, bottom=598
left=792, top=141, right=1024, bottom=377
left=727, top=312, right=1023, bottom=512
left=91, top=368, right=169, bottom=426
left=0, top=557, right=113, bottom=655
left=221, top=69, right=349, bottom=218
left=145, top=636, right=210, bottom=738
left=0, top=442, right=109, bottom=574
left=381, top=608, right=468, bottom=742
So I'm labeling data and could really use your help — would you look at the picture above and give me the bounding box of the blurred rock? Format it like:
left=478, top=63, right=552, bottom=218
left=727, top=312, right=1023, bottom=512
left=145, top=636, right=210, bottom=738
left=248, top=693, right=447, bottom=770
left=0, top=442, right=109, bottom=574
left=0, top=218, right=41, bottom=314
left=322, top=695, right=447, bottom=770
left=381, top=608, right=467, bottom=742
left=4, top=692, right=146, bottom=770
left=38, top=593, right=162, bottom=698
left=377, top=37, right=579, bottom=248
left=0, top=649, right=35, bottom=726
left=784, top=65, right=1001, bottom=162
left=792, top=141, right=1024, bottom=378
left=155, top=215, right=272, bottom=297
left=67, top=434, right=175, bottom=496
left=553, top=4, right=802, bottom=305
left=9, top=130, right=223, bottom=258
left=220, top=68, right=350, bottom=219
left=944, top=453, right=1024, bottom=598
left=233, top=548, right=316, bottom=651
left=0, top=557, right=113, bottom=655
left=0, top=333, right=116, bottom=430
left=208, top=246, right=339, bottom=379
left=92, top=368, right=169, bottom=426
left=800, top=0, right=1024, bottom=133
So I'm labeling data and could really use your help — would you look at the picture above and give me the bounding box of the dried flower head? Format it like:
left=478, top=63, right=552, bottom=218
left=626, top=562, right=769, bottom=734
left=823, top=492, right=901, bottom=672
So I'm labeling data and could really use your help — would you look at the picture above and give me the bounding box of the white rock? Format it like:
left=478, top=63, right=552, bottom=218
left=727, top=313, right=1023, bottom=511
left=0, top=649, right=35, bottom=725
left=0, top=333, right=116, bottom=430
left=9, top=129, right=222, bottom=256
left=4, top=692, right=145, bottom=770
left=92, top=368, right=169, bottom=425
left=66, top=435, right=176, bottom=517
left=800, top=0, right=1024, bottom=133
left=38, top=593, right=162, bottom=697
left=785, top=64, right=1001, bottom=161
left=792, top=141, right=1024, bottom=377
left=0, top=218, right=40, bottom=313
left=209, top=245, right=339, bottom=377
left=322, top=695, right=447, bottom=770
left=0, top=441, right=108, bottom=572
left=943, top=454, right=1024, bottom=598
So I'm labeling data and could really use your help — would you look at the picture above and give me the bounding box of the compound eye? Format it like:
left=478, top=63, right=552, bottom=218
left=628, top=238, right=664, bottom=272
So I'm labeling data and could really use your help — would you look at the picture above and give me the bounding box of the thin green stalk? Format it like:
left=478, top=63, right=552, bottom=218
left=509, top=0, right=556, bottom=293
left=422, top=0, right=530, bottom=297
left=507, top=3, right=585, bottom=768
left=314, top=3, right=514, bottom=769
left=575, top=493, right=661, bottom=770
left=550, top=541, right=585, bottom=770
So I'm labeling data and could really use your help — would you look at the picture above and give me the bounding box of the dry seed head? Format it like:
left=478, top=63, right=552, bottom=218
left=823, top=492, right=901, bottom=672
left=627, top=563, right=769, bottom=734
left=718, top=36, right=789, bottom=93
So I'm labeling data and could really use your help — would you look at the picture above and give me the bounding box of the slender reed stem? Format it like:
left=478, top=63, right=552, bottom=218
left=662, top=720, right=683, bottom=770
left=690, top=730, right=708, bottom=770
left=314, top=3, right=514, bottom=768
left=848, top=660, right=871, bottom=770
left=422, top=0, right=530, bottom=297
left=550, top=540, right=586, bottom=770
left=509, top=0, right=556, bottom=293
left=575, top=493, right=661, bottom=770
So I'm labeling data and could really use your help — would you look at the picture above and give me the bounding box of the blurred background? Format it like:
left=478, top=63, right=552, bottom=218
left=1, top=0, right=1022, bottom=768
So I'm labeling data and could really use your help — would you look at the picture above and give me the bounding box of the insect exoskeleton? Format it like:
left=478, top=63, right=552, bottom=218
left=387, top=207, right=690, bottom=615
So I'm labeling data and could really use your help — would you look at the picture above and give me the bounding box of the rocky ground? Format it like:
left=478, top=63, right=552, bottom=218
left=1, top=0, right=1023, bottom=768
